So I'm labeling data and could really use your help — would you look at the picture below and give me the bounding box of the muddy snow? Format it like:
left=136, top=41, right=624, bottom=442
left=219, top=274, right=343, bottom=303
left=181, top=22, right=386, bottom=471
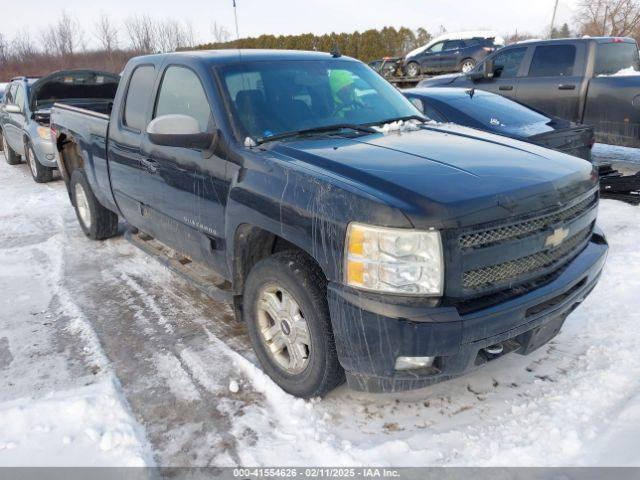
left=1, top=147, right=639, bottom=466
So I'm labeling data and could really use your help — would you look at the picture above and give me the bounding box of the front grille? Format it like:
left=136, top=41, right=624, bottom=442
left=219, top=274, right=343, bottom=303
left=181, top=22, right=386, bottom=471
left=462, top=225, right=592, bottom=289
left=459, top=194, right=596, bottom=249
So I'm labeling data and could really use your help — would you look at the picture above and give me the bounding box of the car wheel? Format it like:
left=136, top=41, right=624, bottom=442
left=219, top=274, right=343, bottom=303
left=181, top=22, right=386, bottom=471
left=70, top=169, right=119, bottom=240
left=405, top=61, right=420, bottom=78
left=2, top=133, right=21, bottom=165
left=460, top=58, right=477, bottom=74
left=243, top=251, right=345, bottom=398
left=25, top=142, right=54, bottom=183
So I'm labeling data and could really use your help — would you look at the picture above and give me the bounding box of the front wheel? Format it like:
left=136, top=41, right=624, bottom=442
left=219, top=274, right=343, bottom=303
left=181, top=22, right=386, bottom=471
left=460, top=58, right=477, bottom=74
left=405, top=61, right=420, bottom=78
left=243, top=251, right=344, bottom=398
left=70, top=169, right=119, bottom=240
left=25, top=142, right=54, bottom=183
left=2, top=133, right=21, bottom=165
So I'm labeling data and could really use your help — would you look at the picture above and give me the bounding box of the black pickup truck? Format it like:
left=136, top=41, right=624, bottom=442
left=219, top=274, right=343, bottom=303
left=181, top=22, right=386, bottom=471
left=50, top=50, right=607, bottom=397
left=418, top=37, right=640, bottom=148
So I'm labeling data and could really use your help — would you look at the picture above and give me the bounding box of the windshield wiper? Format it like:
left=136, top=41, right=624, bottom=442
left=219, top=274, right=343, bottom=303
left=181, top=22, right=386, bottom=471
left=366, top=115, right=428, bottom=126
left=255, top=123, right=376, bottom=145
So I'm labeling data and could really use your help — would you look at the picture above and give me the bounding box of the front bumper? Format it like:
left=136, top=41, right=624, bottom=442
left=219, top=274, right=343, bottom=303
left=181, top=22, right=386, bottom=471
left=327, top=228, right=608, bottom=393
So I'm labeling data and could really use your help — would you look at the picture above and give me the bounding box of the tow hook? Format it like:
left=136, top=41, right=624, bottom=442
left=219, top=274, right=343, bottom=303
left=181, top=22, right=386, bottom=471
left=484, top=343, right=504, bottom=355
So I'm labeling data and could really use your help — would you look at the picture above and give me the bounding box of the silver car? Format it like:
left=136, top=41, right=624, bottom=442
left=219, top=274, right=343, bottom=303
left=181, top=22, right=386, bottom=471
left=0, top=70, right=119, bottom=183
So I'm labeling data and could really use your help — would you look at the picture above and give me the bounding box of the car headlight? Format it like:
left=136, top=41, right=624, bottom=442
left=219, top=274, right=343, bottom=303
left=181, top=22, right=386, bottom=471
left=37, top=126, right=51, bottom=140
left=345, top=223, right=444, bottom=295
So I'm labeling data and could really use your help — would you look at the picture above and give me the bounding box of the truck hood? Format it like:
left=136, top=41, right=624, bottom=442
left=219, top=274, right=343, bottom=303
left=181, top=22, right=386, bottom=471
left=268, top=124, right=597, bottom=229
left=417, top=73, right=463, bottom=87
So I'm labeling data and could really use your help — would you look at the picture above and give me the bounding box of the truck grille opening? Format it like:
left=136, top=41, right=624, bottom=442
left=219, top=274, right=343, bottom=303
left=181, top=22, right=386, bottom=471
left=459, top=194, right=597, bottom=249
left=462, top=225, right=593, bottom=289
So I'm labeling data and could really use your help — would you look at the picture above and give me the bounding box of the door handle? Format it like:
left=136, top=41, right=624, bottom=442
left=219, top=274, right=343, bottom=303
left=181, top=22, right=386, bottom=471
left=558, top=84, right=576, bottom=90
left=499, top=85, right=514, bottom=91
left=140, top=158, right=159, bottom=173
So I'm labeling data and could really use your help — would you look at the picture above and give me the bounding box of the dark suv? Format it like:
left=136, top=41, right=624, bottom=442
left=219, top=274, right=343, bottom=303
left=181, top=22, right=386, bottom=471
left=404, top=37, right=500, bottom=77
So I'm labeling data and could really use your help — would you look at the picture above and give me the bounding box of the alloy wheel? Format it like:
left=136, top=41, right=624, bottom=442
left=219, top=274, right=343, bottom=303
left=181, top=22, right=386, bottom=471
left=256, top=284, right=311, bottom=374
left=74, top=182, right=92, bottom=230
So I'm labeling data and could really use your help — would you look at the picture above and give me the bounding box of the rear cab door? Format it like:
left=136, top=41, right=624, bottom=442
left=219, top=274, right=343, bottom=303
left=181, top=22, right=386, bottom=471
left=515, top=42, right=587, bottom=122
left=107, top=58, right=161, bottom=231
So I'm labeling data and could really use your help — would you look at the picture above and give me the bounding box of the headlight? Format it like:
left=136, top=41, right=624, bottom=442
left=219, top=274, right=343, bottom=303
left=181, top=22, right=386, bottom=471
left=37, top=126, right=51, bottom=140
left=345, top=223, right=444, bottom=295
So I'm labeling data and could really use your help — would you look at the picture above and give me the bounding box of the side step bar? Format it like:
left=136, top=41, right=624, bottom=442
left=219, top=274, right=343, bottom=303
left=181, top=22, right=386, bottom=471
left=125, top=230, right=233, bottom=303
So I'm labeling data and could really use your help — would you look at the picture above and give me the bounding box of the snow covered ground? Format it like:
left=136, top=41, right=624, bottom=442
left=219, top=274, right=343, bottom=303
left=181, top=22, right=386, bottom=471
left=1, top=146, right=640, bottom=467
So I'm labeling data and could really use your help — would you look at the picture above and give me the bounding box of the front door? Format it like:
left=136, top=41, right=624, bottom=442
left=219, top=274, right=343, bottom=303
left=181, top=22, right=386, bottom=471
left=439, top=40, right=464, bottom=71
left=142, top=64, right=229, bottom=271
left=3, top=84, right=27, bottom=155
left=420, top=41, right=445, bottom=73
left=474, top=46, right=528, bottom=99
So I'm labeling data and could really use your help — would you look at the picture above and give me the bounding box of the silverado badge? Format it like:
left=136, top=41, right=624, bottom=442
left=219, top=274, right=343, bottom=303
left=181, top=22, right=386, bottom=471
left=546, top=227, right=570, bottom=248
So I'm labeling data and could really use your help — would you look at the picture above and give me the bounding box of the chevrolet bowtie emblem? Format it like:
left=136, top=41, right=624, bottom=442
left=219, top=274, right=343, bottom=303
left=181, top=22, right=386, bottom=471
left=546, top=227, right=569, bottom=248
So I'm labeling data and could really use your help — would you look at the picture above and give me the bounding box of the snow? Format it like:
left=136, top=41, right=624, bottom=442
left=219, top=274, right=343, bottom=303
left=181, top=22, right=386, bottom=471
left=0, top=380, right=151, bottom=466
left=2, top=144, right=640, bottom=466
left=597, top=67, right=640, bottom=77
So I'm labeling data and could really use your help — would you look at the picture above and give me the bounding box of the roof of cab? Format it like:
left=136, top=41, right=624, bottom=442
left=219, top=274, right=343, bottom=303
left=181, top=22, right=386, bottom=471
left=133, top=49, right=358, bottom=64
left=513, top=36, right=637, bottom=46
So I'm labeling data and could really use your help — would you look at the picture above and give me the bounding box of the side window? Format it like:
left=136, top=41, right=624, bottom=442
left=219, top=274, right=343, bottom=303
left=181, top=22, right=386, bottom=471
left=154, top=66, right=211, bottom=132
left=528, top=45, right=576, bottom=77
left=13, top=85, right=25, bottom=110
left=123, top=65, right=156, bottom=131
left=443, top=40, right=463, bottom=51
left=4, top=84, right=16, bottom=104
left=491, top=47, right=527, bottom=78
left=428, top=42, right=444, bottom=53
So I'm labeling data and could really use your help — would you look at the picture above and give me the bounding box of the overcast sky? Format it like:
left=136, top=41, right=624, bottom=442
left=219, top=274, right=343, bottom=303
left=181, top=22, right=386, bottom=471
left=4, top=0, right=579, bottom=48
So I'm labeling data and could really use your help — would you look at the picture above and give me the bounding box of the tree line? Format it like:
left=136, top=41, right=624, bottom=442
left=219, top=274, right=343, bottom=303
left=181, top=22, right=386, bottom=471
left=2, top=0, right=640, bottom=81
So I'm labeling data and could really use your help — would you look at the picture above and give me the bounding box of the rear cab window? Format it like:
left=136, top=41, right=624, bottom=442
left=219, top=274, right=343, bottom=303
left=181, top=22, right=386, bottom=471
left=528, top=45, right=576, bottom=77
left=595, top=42, right=640, bottom=75
left=123, top=65, right=156, bottom=131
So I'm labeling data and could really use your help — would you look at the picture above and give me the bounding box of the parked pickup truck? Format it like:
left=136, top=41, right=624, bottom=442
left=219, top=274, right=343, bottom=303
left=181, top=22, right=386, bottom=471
left=51, top=50, right=607, bottom=397
left=418, top=37, right=640, bottom=148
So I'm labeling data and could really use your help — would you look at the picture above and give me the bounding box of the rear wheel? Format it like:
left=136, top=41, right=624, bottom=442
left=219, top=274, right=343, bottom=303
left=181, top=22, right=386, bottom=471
left=405, top=61, right=420, bottom=78
left=2, top=133, right=21, bottom=165
left=70, top=169, right=119, bottom=240
left=25, top=141, right=54, bottom=183
left=243, top=251, right=344, bottom=398
left=460, top=58, right=477, bottom=74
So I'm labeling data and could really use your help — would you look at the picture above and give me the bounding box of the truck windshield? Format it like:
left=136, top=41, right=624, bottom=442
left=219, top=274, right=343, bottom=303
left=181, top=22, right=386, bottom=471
left=217, top=60, right=421, bottom=141
left=595, top=42, right=640, bottom=75
left=447, top=93, right=554, bottom=136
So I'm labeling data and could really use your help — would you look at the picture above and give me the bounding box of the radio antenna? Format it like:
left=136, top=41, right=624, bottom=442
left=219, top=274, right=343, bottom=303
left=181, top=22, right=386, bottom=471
left=233, top=0, right=241, bottom=42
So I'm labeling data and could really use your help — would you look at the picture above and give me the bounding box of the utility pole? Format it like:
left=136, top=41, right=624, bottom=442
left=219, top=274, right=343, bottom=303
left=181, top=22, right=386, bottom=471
left=602, top=5, right=609, bottom=36
left=549, top=0, right=560, bottom=38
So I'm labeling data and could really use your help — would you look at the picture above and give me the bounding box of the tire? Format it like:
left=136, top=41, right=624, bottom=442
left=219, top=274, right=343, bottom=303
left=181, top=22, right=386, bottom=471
left=243, top=251, right=344, bottom=398
left=70, top=169, right=119, bottom=240
left=25, top=141, right=54, bottom=183
left=2, top=132, right=21, bottom=165
left=405, top=61, right=420, bottom=78
left=460, top=58, right=477, bottom=74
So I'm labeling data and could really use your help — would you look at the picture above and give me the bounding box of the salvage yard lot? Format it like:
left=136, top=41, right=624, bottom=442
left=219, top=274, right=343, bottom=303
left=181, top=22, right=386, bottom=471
left=1, top=147, right=640, bottom=466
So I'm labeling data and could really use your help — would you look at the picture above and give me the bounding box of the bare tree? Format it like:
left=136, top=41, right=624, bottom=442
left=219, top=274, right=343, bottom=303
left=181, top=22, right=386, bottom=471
left=0, top=32, right=9, bottom=63
left=95, top=13, right=119, bottom=53
left=211, top=22, right=231, bottom=43
left=40, top=12, right=84, bottom=57
left=155, top=19, right=196, bottom=52
left=576, top=0, right=640, bottom=36
left=12, top=28, right=38, bottom=61
left=124, top=14, right=158, bottom=53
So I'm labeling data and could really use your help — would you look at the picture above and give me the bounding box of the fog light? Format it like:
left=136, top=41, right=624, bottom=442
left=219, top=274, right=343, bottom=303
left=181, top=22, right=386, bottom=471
left=395, top=356, right=435, bottom=371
